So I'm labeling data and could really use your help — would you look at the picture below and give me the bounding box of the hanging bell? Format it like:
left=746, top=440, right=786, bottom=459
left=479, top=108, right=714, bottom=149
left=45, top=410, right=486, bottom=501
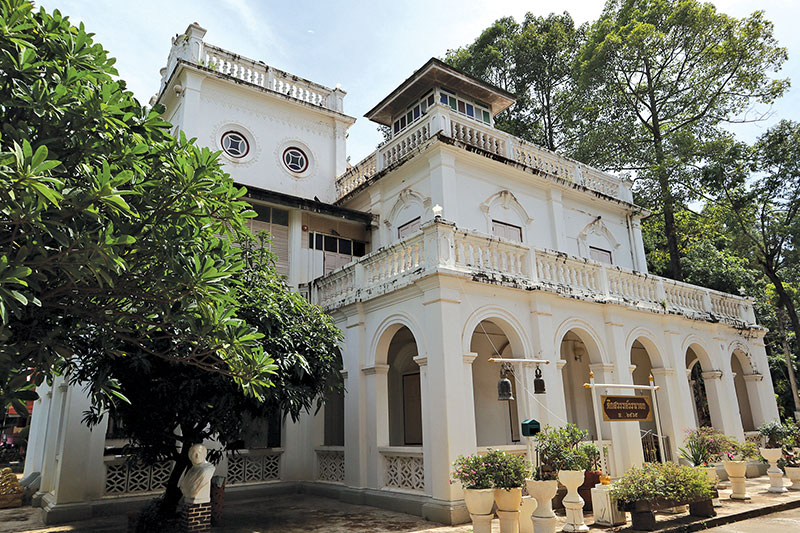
left=498, top=365, right=514, bottom=401
left=533, top=366, right=546, bottom=394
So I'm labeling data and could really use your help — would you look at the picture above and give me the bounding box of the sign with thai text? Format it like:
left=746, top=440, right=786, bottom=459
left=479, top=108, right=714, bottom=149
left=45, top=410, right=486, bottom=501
left=601, top=395, right=652, bottom=422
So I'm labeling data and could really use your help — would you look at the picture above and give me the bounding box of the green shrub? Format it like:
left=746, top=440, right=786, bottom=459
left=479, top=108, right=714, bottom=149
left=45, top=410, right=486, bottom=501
left=679, top=427, right=734, bottom=466
left=483, top=449, right=529, bottom=489
left=451, top=454, right=492, bottom=489
left=611, top=463, right=714, bottom=505
left=758, top=420, right=790, bottom=448
left=532, top=424, right=594, bottom=479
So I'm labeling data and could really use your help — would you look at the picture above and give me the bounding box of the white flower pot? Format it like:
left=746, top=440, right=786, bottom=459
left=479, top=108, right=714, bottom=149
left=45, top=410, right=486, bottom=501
left=760, top=448, right=787, bottom=493
left=464, top=487, right=496, bottom=515
left=723, top=460, right=749, bottom=500
left=526, top=479, right=558, bottom=533
left=702, top=466, right=721, bottom=507
left=495, top=487, right=523, bottom=512
left=785, top=466, right=800, bottom=491
left=558, top=470, right=588, bottom=532
left=520, top=496, right=538, bottom=533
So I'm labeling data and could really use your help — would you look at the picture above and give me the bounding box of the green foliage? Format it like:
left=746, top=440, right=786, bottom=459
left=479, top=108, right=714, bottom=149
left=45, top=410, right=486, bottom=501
left=482, top=449, right=529, bottom=489
left=758, top=420, right=790, bottom=448
left=451, top=454, right=493, bottom=490
left=611, top=462, right=713, bottom=505
left=723, top=440, right=759, bottom=461
left=0, top=0, right=275, bottom=405
left=445, top=12, right=586, bottom=152
left=679, top=427, right=733, bottom=466
left=580, top=0, right=788, bottom=280
left=533, top=424, right=594, bottom=479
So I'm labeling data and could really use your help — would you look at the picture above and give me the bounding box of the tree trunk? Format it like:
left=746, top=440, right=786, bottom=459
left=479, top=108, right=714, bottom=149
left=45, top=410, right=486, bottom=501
left=645, top=60, right=683, bottom=281
left=161, top=440, right=192, bottom=516
left=777, top=309, right=800, bottom=415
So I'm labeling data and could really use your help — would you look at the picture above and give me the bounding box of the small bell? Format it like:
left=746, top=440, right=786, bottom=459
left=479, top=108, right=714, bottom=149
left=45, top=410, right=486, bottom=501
left=533, top=366, right=546, bottom=394
left=498, top=363, right=514, bottom=401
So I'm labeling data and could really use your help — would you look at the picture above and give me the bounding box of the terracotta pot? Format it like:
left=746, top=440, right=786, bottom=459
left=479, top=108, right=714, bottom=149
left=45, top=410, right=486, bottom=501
left=494, top=486, right=523, bottom=512
left=785, top=466, right=800, bottom=491
left=464, top=487, right=496, bottom=516
left=760, top=448, right=787, bottom=493
left=688, top=499, right=716, bottom=518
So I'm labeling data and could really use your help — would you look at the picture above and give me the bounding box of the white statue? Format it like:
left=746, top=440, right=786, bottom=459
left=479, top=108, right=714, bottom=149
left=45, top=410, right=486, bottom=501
left=178, top=444, right=215, bottom=504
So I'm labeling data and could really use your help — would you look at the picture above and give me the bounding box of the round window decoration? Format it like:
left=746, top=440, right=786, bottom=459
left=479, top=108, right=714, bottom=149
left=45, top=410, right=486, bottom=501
left=282, top=147, right=308, bottom=173
left=221, top=131, right=249, bottom=158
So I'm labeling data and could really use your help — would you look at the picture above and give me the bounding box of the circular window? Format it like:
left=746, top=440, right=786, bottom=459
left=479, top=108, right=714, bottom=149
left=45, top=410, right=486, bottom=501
left=221, top=131, right=249, bottom=158
left=282, top=147, right=308, bottom=173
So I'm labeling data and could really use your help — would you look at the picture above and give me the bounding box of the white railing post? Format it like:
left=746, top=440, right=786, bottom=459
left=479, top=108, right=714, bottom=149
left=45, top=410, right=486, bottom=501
left=655, top=279, right=667, bottom=306
left=353, top=262, right=365, bottom=293
left=506, top=133, right=517, bottom=161
left=598, top=264, right=611, bottom=297
left=703, top=290, right=713, bottom=313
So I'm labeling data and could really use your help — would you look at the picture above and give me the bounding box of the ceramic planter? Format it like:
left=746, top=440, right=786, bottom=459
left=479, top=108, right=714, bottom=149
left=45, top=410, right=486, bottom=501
left=760, top=448, right=787, bottom=493
left=702, top=466, right=721, bottom=507
left=464, top=487, right=496, bottom=515
left=519, top=496, right=538, bottom=533
left=558, top=470, right=588, bottom=532
left=526, top=479, right=558, bottom=533
left=578, top=470, right=602, bottom=511
left=495, top=487, right=523, bottom=511
left=723, top=460, right=749, bottom=500
left=785, top=466, right=800, bottom=491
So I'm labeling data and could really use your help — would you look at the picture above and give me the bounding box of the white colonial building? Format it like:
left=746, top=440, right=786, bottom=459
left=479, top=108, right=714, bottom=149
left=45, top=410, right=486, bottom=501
left=25, top=24, right=778, bottom=525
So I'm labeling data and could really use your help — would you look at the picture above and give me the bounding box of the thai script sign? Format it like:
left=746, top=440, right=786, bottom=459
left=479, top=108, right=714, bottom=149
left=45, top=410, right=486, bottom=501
left=601, top=395, right=652, bottom=422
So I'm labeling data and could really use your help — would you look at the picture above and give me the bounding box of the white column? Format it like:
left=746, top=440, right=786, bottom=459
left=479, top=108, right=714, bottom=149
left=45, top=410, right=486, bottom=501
left=546, top=188, right=566, bottom=251
left=364, top=363, right=389, bottom=489
left=650, top=367, right=682, bottom=461
left=341, top=311, right=368, bottom=488
left=428, top=149, right=458, bottom=224
left=746, top=340, right=780, bottom=425
left=529, top=300, right=567, bottom=427
left=24, top=382, right=55, bottom=478
left=40, top=383, right=108, bottom=522
left=287, top=209, right=303, bottom=289
left=702, top=370, right=744, bottom=441
left=414, top=354, right=433, bottom=496
left=604, top=315, right=645, bottom=472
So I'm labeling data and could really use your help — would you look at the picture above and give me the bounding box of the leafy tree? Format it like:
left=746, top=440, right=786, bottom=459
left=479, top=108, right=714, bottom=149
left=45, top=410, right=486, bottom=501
left=78, top=237, right=343, bottom=516
left=0, top=0, right=274, bottom=403
left=446, top=12, right=585, bottom=152
left=580, top=0, right=788, bottom=281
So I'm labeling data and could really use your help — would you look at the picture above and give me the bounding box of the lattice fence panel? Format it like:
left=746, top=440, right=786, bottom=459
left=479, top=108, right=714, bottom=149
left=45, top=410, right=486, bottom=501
left=317, top=451, right=345, bottom=482
left=104, top=460, right=173, bottom=495
left=226, top=451, right=281, bottom=485
left=384, top=454, right=424, bottom=491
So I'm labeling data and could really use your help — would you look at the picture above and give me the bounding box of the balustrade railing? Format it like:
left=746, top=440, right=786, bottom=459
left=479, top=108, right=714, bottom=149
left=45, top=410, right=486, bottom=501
left=380, top=447, right=425, bottom=492
left=312, top=221, right=754, bottom=326
left=515, top=139, right=574, bottom=181
left=450, top=117, right=506, bottom=156
left=226, top=448, right=282, bottom=485
left=104, top=458, right=172, bottom=496
left=337, top=153, right=377, bottom=197
left=315, top=447, right=345, bottom=483
left=384, top=117, right=433, bottom=167
left=202, top=44, right=334, bottom=110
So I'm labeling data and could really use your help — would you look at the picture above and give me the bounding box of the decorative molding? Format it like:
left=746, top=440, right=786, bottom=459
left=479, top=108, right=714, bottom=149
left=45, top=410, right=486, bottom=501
left=589, top=363, right=615, bottom=374
left=463, top=353, right=478, bottom=365
left=701, top=370, right=723, bottom=380
left=650, top=367, right=675, bottom=377
left=556, top=360, right=567, bottom=371
left=362, top=364, right=390, bottom=375
left=274, top=137, right=318, bottom=180
left=413, top=355, right=428, bottom=367
left=743, top=373, right=764, bottom=382
left=577, top=217, right=621, bottom=258
left=384, top=188, right=430, bottom=229
left=479, top=190, right=533, bottom=235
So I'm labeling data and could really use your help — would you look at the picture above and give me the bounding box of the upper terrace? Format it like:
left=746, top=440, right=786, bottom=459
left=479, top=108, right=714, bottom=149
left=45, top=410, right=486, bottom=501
left=336, top=59, right=631, bottom=205
left=157, top=23, right=347, bottom=115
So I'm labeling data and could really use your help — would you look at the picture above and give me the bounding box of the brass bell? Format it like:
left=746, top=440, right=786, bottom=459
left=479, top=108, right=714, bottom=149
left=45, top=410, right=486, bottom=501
left=498, top=363, right=514, bottom=401
left=533, top=366, right=546, bottom=394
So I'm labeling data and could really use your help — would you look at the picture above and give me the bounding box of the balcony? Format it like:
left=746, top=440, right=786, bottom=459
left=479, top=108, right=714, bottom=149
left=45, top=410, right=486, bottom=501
left=336, top=105, right=631, bottom=203
left=310, top=220, right=755, bottom=326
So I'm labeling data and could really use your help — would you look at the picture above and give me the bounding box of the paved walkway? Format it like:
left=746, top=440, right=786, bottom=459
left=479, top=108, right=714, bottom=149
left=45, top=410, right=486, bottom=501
left=1, top=475, right=798, bottom=532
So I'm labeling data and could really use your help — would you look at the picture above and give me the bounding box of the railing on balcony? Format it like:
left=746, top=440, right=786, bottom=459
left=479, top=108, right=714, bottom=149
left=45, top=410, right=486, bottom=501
left=201, top=44, right=338, bottom=111
left=225, top=448, right=283, bottom=485
left=311, top=220, right=755, bottom=326
left=380, top=447, right=425, bottom=492
left=335, top=105, right=629, bottom=202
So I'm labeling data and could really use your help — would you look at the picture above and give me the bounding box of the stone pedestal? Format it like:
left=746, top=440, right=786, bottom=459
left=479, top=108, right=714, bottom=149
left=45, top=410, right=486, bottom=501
left=559, top=470, right=588, bottom=532
left=498, top=509, right=520, bottom=533
left=181, top=502, right=211, bottom=532
left=590, top=485, right=626, bottom=527
left=519, top=496, right=537, bottom=533
left=470, top=513, right=493, bottom=533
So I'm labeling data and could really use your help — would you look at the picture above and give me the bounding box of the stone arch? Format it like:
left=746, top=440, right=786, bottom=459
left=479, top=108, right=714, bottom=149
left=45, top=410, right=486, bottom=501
left=554, top=319, right=606, bottom=364
left=462, top=305, right=531, bottom=358
left=625, top=328, right=668, bottom=368
left=384, top=188, right=430, bottom=239
left=370, top=313, right=426, bottom=368
left=684, top=339, right=723, bottom=430
left=731, top=347, right=757, bottom=432
left=628, top=332, right=673, bottom=462
left=480, top=190, right=533, bottom=239
left=468, top=316, right=526, bottom=447
left=729, top=341, right=756, bottom=374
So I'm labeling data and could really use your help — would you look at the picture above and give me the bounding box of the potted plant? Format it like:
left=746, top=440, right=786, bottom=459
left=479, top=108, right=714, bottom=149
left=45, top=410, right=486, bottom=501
left=483, top=449, right=528, bottom=512
left=557, top=452, right=589, bottom=533
left=526, top=467, right=559, bottom=533
left=611, top=462, right=715, bottom=531
left=451, top=454, right=494, bottom=516
left=577, top=441, right=602, bottom=511
left=679, top=427, right=731, bottom=506
left=758, top=420, right=789, bottom=493
left=722, top=440, right=759, bottom=500
left=782, top=422, right=800, bottom=491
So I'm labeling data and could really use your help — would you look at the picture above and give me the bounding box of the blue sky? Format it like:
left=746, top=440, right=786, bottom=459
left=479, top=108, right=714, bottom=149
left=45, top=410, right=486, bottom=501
left=37, top=0, right=800, bottom=163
